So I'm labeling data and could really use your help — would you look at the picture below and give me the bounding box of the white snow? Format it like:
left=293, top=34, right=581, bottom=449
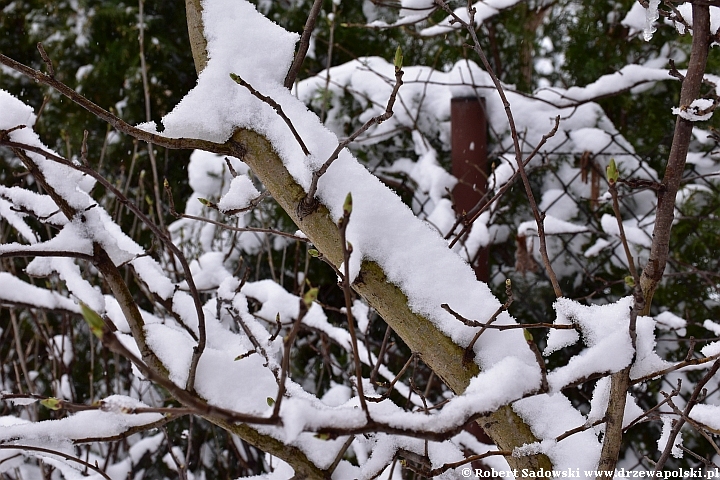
left=673, top=98, right=715, bottom=122
left=643, top=0, right=660, bottom=41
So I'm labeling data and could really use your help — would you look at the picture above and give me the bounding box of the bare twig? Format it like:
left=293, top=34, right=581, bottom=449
left=441, top=303, right=576, bottom=331
left=138, top=0, right=166, bottom=230
left=421, top=450, right=512, bottom=477
left=80, top=129, right=89, bottom=166
left=338, top=193, right=370, bottom=417
left=631, top=350, right=720, bottom=385
left=435, top=0, right=562, bottom=297
left=271, top=301, right=306, bottom=418
left=608, top=167, right=640, bottom=285
left=447, top=116, right=560, bottom=248
left=284, top=0, right=324, bottom=88
left=555, top=418, right=606, bottom=443
left=36, top=42, right=54, bottom=77
left=654, top=359, right=720, bottom=471
left=230, top=73, right=310, bottom=156
left=2, top=137, right=207, bottom=394
left=327, top=435, right=355, bottom=476
left=662, top=395, right=720, bottom=457
left=0, top=53, right=232, bottom=154
left=366, top=353, right=416, bottom=403
left=300, top=67, right=404, bottom=217
left=0, top=445, right=112, bottom=480
left=369, top=324, right=393, bottom=385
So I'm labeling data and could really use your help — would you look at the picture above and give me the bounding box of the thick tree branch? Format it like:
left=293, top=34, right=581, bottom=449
left=183, top=2, right=551, bottom=472
left=639, top=3, right=711, bottom=315
left=600, top=4, right=711, bottom=472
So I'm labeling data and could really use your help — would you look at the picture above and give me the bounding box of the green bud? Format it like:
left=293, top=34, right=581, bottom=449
left=343, top=192, right=353, bottom=215
left=393, top=46, right=403, bottom=70
left=198, top=197, right=211, bottom=207
left=303, top=287, right=319, bottom=307
left=266, top=397, right=275, bottom=407
left=40, top=397, right=62, bottom=411
left=308, top=248, right=320, bottom=257
left=606, top=158, right=619, bottom=184
left=80, top=302, right=105, bottom=339
left=625, top=275, right=635, bottom=287
left=523, top=329, right=534, bottom=342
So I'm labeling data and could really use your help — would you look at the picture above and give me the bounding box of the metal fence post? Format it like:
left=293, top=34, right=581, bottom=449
left=451, top=97, right=489, bottom=282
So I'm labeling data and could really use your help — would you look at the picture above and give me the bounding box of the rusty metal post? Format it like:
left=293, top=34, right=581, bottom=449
left=451, top=97, right=489, bottom=282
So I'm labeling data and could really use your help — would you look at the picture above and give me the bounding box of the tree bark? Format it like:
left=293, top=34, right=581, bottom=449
left=598, top=4, right=711, bottom=472
left=639, top=4, right=710, bottom=315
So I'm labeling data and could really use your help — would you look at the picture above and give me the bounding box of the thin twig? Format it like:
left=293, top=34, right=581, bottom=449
left=0, top=53, right=232, bottom=154
left=327, top=435, right=355, bottom=476
left=366, top=353, right=416, bottom=403
left=230, top=73, right=310, bottom=156
left=80, top=129, right=89, bottom=166
left=421, top=450, right=512, bottom=477
left=555, top=417, right=606, bottom=443
left=663, top=395, right=720, bottom=457
left=284, top=0, right=324, bottom=88
left=608, top=174, right=640, bottom=285
left=631, top=350, right=720, bottom=385
left=654, top=359, right=720, bottom=471
left=338, top=193, right=370, bottom=417
left=447, top=116, right=559, bottom=248
left=441, top=304, right=576, bottom=331
left=36, top=42, right=54, bottom=77
left=2, top=137, right=208, bottom=394
left=435, top=0, right=562, bottom=297
left=0, top=445, right=111, bottom=480
left=138, top=0, right=165, bottom=230
left=272, top=301, right=307, bottom=418
left=300, top=67, right=404, bottom=217
left=369, top=324, right=393, bottom=385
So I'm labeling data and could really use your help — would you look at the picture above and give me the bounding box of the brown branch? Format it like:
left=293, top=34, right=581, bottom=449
left=0, top=445, right=112, bottom=480
left=35, top=42, right=54, bottom=77
left=0, top=53, right=232, bottom=155
left=271, top=301, right=306, bottom=418
left=300, top=67, right=404, bottom=217
left=230, top=73, right=310, bottom=155
left=654, top=359, right=720, bottom=470
left=284, top=0, right=324, bottom=88
left=0, top=249, right=94, bottom=261
left=441, top=303, right=576, bottom=331
left=434, top=0, right=562, bottom=297
left=422, top=450, right=512, bottom=477
left=608, top=178, right=640, bottom=286
left=447, top=116, right=560, bottom=248
left=2, top=138, right=208, bottom=394
left=555, top=418, right=606, bottom=443
left=367, top=353, right=416, bottom=403
left=639, top=3, right=711, bottom=314
left=338, top=194, right=371, bottom=417
left=163, top=181, right=306, bottom=241
left=631, top=350, right=720, bottom=385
